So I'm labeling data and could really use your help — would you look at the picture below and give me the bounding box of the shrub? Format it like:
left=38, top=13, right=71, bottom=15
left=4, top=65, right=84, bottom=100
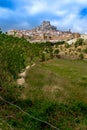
left=82, top=48, right=87, bottom=54
left=75, top=38, right=84, bottom=47
left=65, top=43, right=70, bottom=48
left=77, top=48, right=81, bottom=52
left=79, top=53, right=84, bottom=60
left=41, top=52, right=46, bottom=61
left=54, top=49, right=59, bottom=55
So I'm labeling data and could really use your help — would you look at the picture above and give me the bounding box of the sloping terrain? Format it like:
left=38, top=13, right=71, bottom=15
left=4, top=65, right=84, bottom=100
left=0, top=33, right=87, bottom=130
left=19, top=59, right=87, bottom=130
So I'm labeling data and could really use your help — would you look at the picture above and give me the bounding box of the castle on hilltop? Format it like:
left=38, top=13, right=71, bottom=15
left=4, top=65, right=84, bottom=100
left=34, top=21, right=57, bottom=31
left=7, top=21, right=80, bottom=42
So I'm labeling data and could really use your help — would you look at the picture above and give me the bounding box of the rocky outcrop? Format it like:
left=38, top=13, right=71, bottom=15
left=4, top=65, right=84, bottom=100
left=34, top=21, right=57, bottom=31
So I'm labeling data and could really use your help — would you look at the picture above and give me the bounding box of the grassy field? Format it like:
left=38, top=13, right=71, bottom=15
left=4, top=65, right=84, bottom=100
left=1, top=59, right=87, bottom=130
left=20, top=59, right=87, bottom=130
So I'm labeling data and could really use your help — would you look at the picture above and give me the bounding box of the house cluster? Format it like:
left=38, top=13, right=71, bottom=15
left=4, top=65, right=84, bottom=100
left=7, top=21, right=80, bottom=42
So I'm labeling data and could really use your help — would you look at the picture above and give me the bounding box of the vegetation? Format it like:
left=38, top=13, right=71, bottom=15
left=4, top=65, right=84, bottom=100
left=0, top=32, right=87, bottom=130
left=79, top=53, right=84, bottom=60
left=75, top=38, right=84, bottom=47
left=23, top=60, right=87, bottom=130
left=82, top=48, right=87, bottom=54
left=0, top=28, right=2, bottom=34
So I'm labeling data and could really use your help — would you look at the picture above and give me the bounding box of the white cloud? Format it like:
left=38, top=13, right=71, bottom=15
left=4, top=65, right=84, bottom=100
left=22, top=0, right=47, bottom=15
left=55, top=10, right=68, bottom=16
left=31, top=0, right=47, bottom=13
left=1, top=0, right=87, bottom=33
left=0, top=7, right=13, bottom=18
left=50, top=14, right=87, bottom=33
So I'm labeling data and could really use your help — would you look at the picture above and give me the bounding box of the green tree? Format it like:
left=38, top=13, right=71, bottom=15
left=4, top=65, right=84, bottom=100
left=54, top=49, right=59, bottom=55
left=79, top=53, right=84, bottom=60
left=41, top=52, right=46, bottom=61
left=0, top=28, right=2, bottom=34
left=75, top=38, right=84, bottom=47
left=82, top=48, right=87, bottom=54
left=49, top=46, right=54, bottom=59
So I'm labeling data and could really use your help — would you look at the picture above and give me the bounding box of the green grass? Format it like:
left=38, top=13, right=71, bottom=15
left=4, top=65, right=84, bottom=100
left=1, top=59, right=87, bottom=130
left=24, top=59, right=87, bottom=103
left=18, top=59, right=87, bottom=130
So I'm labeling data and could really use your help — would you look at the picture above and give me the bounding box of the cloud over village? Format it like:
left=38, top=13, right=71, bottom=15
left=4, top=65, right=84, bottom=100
left=0, top=0, right=87, bottom=33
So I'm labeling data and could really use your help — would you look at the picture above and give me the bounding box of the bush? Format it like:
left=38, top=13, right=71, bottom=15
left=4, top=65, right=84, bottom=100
left=82, top=48, right=87, bottom=54
left=65, top=43, right=70, bottom=48
left=77, top=48, right=81, bottom=52
left=55, top=41, right=65, bottom=45
left=41, top=52, right=46, bottom=61
left=75, top=38, right=84, bottom=47
left=79, top=53, right=84, bottom=60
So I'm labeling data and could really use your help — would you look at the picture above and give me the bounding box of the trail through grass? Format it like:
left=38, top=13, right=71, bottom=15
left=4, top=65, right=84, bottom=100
left=1, top=59, right=87, bottom=130
left=19, top=59, right=87, bottom=130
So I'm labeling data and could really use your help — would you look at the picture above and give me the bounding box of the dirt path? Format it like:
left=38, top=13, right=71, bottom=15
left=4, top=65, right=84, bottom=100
left=17, top=64, right=35, bottom=86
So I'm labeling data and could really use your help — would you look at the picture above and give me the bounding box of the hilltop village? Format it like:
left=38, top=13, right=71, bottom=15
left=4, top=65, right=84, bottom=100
left=8, top=21, right=80, bottom=42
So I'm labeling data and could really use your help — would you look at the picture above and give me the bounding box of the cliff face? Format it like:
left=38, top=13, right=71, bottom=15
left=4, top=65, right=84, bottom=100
left=7, top=21, right=80, bottom=42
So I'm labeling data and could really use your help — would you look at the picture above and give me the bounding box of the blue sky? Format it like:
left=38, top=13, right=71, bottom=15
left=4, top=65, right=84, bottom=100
left=0, top=0, right=87, bottom=33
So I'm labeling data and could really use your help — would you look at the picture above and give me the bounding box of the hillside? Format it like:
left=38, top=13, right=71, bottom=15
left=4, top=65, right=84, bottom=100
left=54, top=38, right=87, bottom=60
left=0, top=33, right=87, bottom=130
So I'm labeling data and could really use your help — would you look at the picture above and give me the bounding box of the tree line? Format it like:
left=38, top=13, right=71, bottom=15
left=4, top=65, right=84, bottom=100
left=0, top=33, right=63, bottom=100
